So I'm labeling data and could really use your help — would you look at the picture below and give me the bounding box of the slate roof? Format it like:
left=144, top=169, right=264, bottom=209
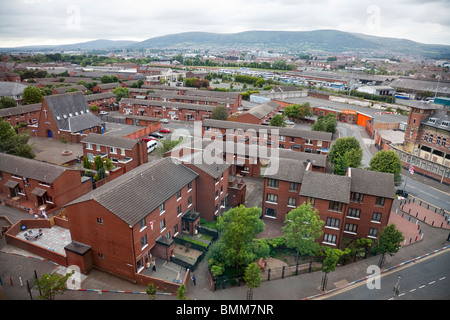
left=421, top=109, right=450, bottom=132
left=299, top=171, right=351, bottom=203
left=0, top=103, right=41, bottom=117
left=349, top=168, right=395, bottom=199
left=263, top=158, right=307, bottom=183
left=53, top=85, right=87, bottom=94
left=67, top=157, right=199, bottom=226
left=120, top=98, right=217, bottom=112
left=43, top=92, right=104, bottom=133
left=0, top=82, right=27, bottom=97
left=84, top=91, right=116, bottom=102
left=183, top=152, right=231, bottom=179
left=0, top=153, right=70, bottom=184
left=96, top=82, right=122, bottom=90
left=81, top=133, right=138, bottom=150
left=203, top=119, right=332, bottom=141
left=245, top=101, right=280, bottom=119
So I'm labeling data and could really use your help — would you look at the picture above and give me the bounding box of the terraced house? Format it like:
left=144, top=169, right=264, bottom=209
left=202, top=119, right=332, bottom=154
left=65, top=157, right=199, bottom=283
left=262, top=161, right=395, bottom=248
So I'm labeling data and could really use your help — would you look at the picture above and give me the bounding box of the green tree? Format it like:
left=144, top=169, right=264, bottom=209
left=211, top=105, right=228, bottom=121
left=111, top=87, right=129, bottom=102
left=145, top=282, right=158, bottom=300
left=321, top=247, right=343, bottom=291
left=22, top=86, right=43, bottom=105
left=369, top=150, right=403, bottom=186
left=284, top=103, right=312, bottom=120
left=0, top=119, right=35, bottom=159
left=33, top=270, right=74, bottom=300
left=217, top=205, right=265, bottom=269
left=312, top=113, right=337, bottom=134
left=282, top=203, right=324, bottom=264
left=82, top=155, right=91, bottom=169
left=269, top=114, right=286, bottom=127
left=243, top=262, right=262, bottom=300
left=376, top=224, right=405, bottom=268
left=154, top=138, right=183, bottom=158
left=0, top=96, right=17, bottom=109
left=176, top=284, right=187, bottom=300
left=328, top=137, right=363, bottom=174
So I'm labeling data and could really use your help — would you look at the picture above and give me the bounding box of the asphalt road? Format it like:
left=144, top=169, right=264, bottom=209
left=319, top=248, right=450, bottom=300
left=399, top=176, right=450, bottom=212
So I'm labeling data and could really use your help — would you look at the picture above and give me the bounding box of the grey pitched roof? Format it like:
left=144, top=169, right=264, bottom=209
left=263, top=158, right=307, bottom=183
left=84, top=91, right=116, bottom=102
left=68, top=158, right=198, bottom=226
left=203, top=119, right=332, bottom=141
left=185, top=152, right=231, bottom=179
left=421, top=109, right=450, bottom=132
left=0, top=102, right=41, bottom=117
left=246, top=101, right=280, bottom=119
left=349, top=168, right=395, bottom=199
left=44, top=92, right=104, bottom=132
left=0, top=82, right=27, bottom=97
left=299, top=171, right=351, bottom=203
left=120, top=98, right=216, bottom=112
left=53, top=85, right=87, bottom=94
left=0, top=152, right=70, bottom=184
left=97, top=82, right=122, bottom=90
left=81, top=133, right=138, bottom=150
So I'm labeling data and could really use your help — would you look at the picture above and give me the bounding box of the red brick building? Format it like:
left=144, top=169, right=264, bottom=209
left=0, top=153, right=92, bottom=215
left=36, top=92, right=105, bottom=143
left=92, top=82, right=122, bottom=93
left=65, top=157, right=199, bottom=282
left=202, top=119, right=332, bottom=154
left=262, top=162, right=395, bottom=248
left=234, top=101, right=282, bottom=125
left=0, top=102, right=41, bottom=127
left=80, top=133, right=148, bottom=173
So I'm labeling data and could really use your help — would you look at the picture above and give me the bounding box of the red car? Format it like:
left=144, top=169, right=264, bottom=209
left=142, top=137, right=157, bottom=142
left=160, top=128, right=171, bottom=133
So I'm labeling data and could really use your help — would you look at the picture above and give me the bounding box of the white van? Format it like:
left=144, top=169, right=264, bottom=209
left=147, top=140, right=157, bottom=153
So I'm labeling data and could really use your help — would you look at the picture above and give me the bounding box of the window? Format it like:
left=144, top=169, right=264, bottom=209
left=436, top=136, right=441, bottom=145
left=369, top=228, right=378, bottom=238
left=347, top=208, right=361, bottom=219
left=305, top=138, right=313, bottom=145
left=442, top=138, right=447, bottom=147
left=121, top=148, right=126, bottom=156
left=174, top=224, right=178, bottom=236
left=159, top=202, right=165, bottom=214
left=96, top=218, right=103, bottom=225
left=177, top=205, right=182, bottom=216
left=265, top=207, right=276, bottom=218
left=289, top=182, right=298, bottom=192
left=215, top=190, right=219, bottom=199
left=267, top=178, right=279, bottom=188
left=188, top=181, right=192, bottom=191
left=288, top=197, right=296, bottom=207
left=350, top=192, right=364, bottom=203
left=86, top=142, right=93, bottom=150
left=140, top=218, right=146, bottom=230
left=329, top=201, right=343, bottom=212
left=141, top=235, right=148, bottom=249
left=423, top=133, right=428, bottom=141
left=177, top=190, right=182, bottom=200
left=307, top=197, right=315, bottom=207
left=326, top=218, right=340, bottom=229
left=372, top=212, right=382, bottom=222
left=96, top=144, right=101, bottom=151
left=323, top=234, right=337, bottom=245
left=375, top=197, right=385, bottom=207
left=98, top=253, right=104, bottom=260
left=188, top=196, right=192, bottom=207
left=110, top=147, right=117, bottom=154
left=266, top=193, right=278, bottom=203
left=344, top=223, right=358, bottom=233
left=429, top=134, right=433, bottom=143
left=160, top=219, right=166, bottom=232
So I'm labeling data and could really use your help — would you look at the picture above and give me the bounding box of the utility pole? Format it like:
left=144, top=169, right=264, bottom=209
left=402, top=144, right=415, bottom=196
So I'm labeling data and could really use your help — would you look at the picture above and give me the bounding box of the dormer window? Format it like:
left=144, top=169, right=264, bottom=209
left=63, top=114, right=67, bottom=119
left=69, top=113, right=73, bottom=117
left=442, top=121, right=449, bottom=127
left=56, top=116, right=61, bottom=120
left=428, top=118, right=437, bottom=124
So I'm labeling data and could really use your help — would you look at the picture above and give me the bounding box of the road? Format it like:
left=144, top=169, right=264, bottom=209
left=318, top=248, right=450, bottom=300
left=399, top=175, right=450, bottom=212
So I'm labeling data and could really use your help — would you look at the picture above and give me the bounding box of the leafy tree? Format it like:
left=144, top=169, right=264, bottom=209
left=328, top=137, right=362, bottom=174
left=33, top=270, right=74, bottom=300
left=243, top=262, right=262, bottom=300
left=376, top=224, right=404, bottom=268
left=369, top=150, right=403, bottom=186
left=145, top=282, right=158, bottom=300
left=0, top=119, right=35, bottom=159
left=320, top=247, right=343, bottom=291
left=66, top=88, right=79, bottom=93
left=284, top=103, right=312, bottom=120
left=312, top=113, right=337, bottom=134
left=111, top=87, right=129, bottom=102
left=217, top=205, right=265, bottom=268
left=269, top=114, right=286, bottom=127
left=22, top=86, right=43, bottom=105
left=176, top=284, right=187, bottom=300
left=154, top=138, right=182, bottom=158
left=0, top=96, right=17, bottom=109
left=282, top=203, right=324, bottom=264
left=211, top=105, right=228, bottom=121
left=82, top=155, right=91, bottom=169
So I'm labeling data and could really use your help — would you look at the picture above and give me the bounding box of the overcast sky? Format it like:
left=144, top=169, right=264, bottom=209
left=1, top=0, right=449, bottom=48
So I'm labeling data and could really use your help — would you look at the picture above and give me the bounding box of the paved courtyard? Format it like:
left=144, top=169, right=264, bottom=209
left=15, top=225, right=72, bottom=255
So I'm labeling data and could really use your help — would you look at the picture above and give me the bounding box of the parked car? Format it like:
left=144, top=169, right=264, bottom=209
left=99, top=111, right=108, bottom=115
left=160, top=118, right=169, bottom=123
left=142, top=136, right=157, bottom=142
left=395, top=189, right=409, bottom=198
left=147, top=140, right=158, bottom=153
left=160, top=128, right=171, bottom=133
left=150, top=132, right=164, bottom=138
left=285, top=120, right=295, bottom=125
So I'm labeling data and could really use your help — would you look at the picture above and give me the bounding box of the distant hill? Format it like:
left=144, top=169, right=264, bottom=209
left=2, top=30, right=449, bottom=58
left=0, top=39, right=138, bottom=52
left=129, top=30, right=450, bottom=58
